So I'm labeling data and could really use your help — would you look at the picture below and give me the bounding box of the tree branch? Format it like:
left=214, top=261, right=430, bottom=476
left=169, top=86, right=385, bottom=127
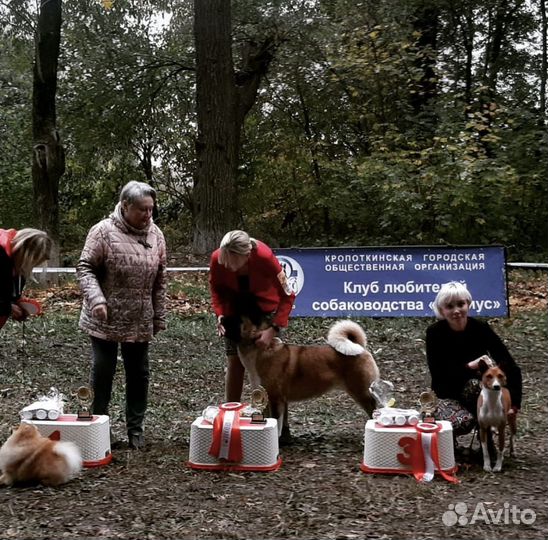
left=235, top=35, right=281, bottom=122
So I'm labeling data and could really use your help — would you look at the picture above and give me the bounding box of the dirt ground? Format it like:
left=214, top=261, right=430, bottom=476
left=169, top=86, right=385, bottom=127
left=0, top=269, right=546, bottom=540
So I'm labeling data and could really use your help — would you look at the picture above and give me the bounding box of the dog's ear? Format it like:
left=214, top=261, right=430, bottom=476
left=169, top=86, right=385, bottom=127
left=222, top=315, right=242, bottom=343
left=239, top=316, right=266, bottom=343
left=235, top=292, right=264, bottom=326
left=478, top=358, right=490, bottom=374
left=497, top=369, right=508, bottom=386
left=239, top=316, right=257, bottom=338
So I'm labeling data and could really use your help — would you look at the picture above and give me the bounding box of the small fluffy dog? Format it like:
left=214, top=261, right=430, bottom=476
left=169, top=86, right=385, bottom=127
left=0, top=423, right=82, bottom=486
left=477, top=359, right=516, bottom=472
left=237, top=318, right=380, bottom=435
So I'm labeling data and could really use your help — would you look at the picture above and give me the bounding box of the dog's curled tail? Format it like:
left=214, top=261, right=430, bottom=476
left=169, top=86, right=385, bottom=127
left=54, top=441, right=83, bottom=479
left=327, top=320, right=367, bottom=356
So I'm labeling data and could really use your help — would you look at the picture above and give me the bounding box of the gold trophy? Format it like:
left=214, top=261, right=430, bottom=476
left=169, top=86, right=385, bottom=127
left=249, top=386, right=269, bottom=424
left=76, top=386, right=94, bottom=420
left=419, top=391, right=438, bottom=423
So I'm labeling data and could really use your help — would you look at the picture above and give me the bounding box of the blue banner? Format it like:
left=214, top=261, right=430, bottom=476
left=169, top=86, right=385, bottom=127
left=273, top=246, right=508, bottom=318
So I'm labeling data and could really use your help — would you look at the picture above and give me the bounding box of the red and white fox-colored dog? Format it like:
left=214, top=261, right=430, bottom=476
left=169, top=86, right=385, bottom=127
left=477, top=359, right=516, bottom=472
left=237, top=318, right=380, bottom=437
left=0, top=423, right=82, bottom=486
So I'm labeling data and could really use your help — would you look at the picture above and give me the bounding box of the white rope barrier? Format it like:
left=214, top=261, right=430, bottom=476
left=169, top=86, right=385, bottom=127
left=32, top=267, right=209, bottom=273
left=32, top=263, right=546, bottom=274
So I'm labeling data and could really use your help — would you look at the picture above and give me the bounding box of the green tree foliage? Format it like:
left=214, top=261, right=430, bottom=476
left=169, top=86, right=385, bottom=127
left=58, top=0, right=196, bottom=250
left=239, top=0, right=547, bottom=258
left=0, top=0, right=546, bottom=260
left=0, top=5, right=35, bottom=228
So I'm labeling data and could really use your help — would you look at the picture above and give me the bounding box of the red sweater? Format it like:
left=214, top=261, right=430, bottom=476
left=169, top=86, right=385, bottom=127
left=209, top=240, right=295, bottom=328
left=0, top=229, right=20, bottom=321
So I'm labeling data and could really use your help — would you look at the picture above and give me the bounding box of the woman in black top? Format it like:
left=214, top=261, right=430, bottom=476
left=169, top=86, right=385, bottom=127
left=426, top=281, right=522, bottom=436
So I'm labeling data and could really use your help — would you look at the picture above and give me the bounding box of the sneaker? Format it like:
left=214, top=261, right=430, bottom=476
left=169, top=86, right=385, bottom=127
left=128, top=433, right=145, bottom=450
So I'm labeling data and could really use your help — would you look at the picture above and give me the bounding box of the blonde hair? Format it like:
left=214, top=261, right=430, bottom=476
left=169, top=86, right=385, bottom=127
left=218, top=230, right=257, bottom=266
left=432, top=281, right=472, bottom=319
left=11, top=228, right=52, bottom=277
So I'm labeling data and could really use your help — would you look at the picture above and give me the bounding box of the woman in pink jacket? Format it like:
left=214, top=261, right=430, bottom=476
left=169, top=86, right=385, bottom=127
left=77, top=181, right=167, bottom=450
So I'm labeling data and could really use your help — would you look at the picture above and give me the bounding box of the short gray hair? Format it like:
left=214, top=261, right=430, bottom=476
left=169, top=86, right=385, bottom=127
left=432, top=281, right=472, bottom=319
left=218, top=230, right=257, bottom=265
left=119, top=181, right=156, bottom=205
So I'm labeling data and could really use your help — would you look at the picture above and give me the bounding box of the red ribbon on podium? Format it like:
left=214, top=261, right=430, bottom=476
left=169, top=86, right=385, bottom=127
left=398, top=422, right=459, bottom=484
left=208, top=402, right=246, bottom=462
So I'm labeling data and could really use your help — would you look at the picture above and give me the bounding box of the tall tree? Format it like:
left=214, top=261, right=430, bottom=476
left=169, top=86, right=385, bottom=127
left=541, top=0, right=547, bottom=121
left=32, top=0, right=64, bottom=267
left=192, top=0, right=277, bottom=254
left=410, top=2, right=439, bottom=122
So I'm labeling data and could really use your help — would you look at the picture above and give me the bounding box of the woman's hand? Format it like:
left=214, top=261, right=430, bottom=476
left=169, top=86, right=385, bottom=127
left=254, top=326, right=278, bottom=350
left=10, top=303, right=27, bottom=322
left=92, top=304, right=108, bottom=321
left=153, top=320, right=166, bottom=336
left=467, top=354, right=493, bottom=370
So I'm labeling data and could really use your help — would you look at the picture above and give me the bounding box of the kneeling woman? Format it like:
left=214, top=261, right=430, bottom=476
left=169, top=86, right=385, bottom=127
left=425, top=281, right=522, bottom=439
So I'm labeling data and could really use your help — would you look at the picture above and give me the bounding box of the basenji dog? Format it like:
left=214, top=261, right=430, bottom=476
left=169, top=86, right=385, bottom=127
left=237, top=317, right=380, bottom=437
left=477, top=359, right=516, bottom=472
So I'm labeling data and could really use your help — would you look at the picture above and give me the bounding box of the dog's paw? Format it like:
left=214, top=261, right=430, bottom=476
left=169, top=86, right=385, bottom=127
left=0, top=473, right=11, bottom=486
left=483, top=464, right=492, bottom=472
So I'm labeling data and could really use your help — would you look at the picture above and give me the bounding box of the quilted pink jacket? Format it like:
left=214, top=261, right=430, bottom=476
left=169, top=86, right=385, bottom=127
left=77, top=204, right=167, bottom=342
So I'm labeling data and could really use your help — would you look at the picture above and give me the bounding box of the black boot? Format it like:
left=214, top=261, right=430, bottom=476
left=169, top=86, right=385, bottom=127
left=279, top=424, right=293, bottom=447
left=128, top=432, right=145, bottom=450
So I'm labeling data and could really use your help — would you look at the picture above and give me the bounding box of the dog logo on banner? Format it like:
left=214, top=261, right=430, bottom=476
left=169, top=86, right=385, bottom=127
left=208, top=403, right=246, bottom=462
left=276, top=256, right=304, bottom=296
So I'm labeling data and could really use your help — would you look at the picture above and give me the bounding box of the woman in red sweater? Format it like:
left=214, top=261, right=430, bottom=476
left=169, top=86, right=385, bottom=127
left=0, top=228, right=51, bottom=330
left=209, top=230, right=295, bottom=404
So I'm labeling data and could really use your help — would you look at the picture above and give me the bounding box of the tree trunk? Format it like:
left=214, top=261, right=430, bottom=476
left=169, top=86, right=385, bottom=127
left=192, top=0, right=277, bottom=255
left=192, top=0, right=238, bottom=255
left=483, top=0, right=511, bottom=90
left=463, top=9, right=474, bottom=105
left=450, top=2, right=474, bottom=105
left=296, top=83, right=331, bottom=236
left=410, top=4, right=439, bottom=121
left=540, top=0, right=547, bottom=122
left=477, top=1, right=515, bottom=158
left=32, top=0, right=65, bottom=274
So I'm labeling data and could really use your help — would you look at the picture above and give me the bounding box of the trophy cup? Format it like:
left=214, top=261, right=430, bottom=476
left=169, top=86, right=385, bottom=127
left=249, top=386, right=269, bottom=424
left=76, top=386, right=94, bottom=420
left=419, top=390, right=438, bottom=423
